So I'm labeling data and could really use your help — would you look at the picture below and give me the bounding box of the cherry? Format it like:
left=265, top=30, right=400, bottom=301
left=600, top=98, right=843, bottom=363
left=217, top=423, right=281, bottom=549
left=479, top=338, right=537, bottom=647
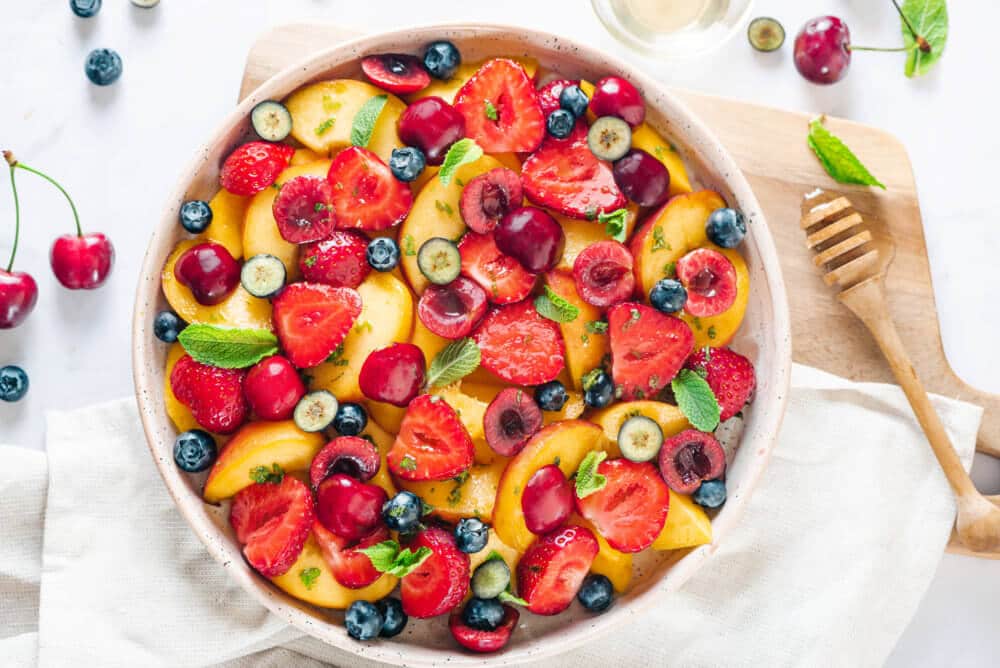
left=316, top=473, right=388, bottom=541
left=174, top=242, right=241, bottom=306
left=794, top=16, right=851, bottom=85
left=612, top=149, right=670, bottom=208
left=244, top=355, right=306, bottom=421
left=397, top=96, right=466, bottom=166
left=359, top=342, right=426, bottom=407
left=522, top=464, right=574, bottom=535
left=483, top=387, right=543, bottom=457
left=417, top=275, right=488, bottom=339
left=459, top=167, right=522, bottom=235
left=50, top=233, right=115, bottom=289
left=0, top=271, right=38, bottom=330
left=494, top=207, right=564, bottom=273
left=675, top=248, right=737, bottom=317
left=572, top=240, right=635, bottom=308
left=589, top=76, right=645, bottom=127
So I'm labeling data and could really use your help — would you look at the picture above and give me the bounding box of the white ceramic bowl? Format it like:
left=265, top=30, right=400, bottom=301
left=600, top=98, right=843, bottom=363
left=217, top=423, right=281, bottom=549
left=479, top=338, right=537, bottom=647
left=132, top=23, right=791, bottom=666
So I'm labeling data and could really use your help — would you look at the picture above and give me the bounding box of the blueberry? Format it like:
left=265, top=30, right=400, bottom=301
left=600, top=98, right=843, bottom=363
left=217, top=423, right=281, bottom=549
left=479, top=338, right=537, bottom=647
left=559, top=84, right=590, bottom=118
left=389, top=146, right=426, bottom=183
left=693, top=479, right=727, bottom=509
left=332, top=402, right=368, bottom=436
left=153, top=310, right=185, bottom=343
left=546, top=109, right=575, bottom=139
left=454, top=517, right=489, bottom=554
left=0, top=365, right=29, bottom=403
left=462, top=598, right=504, bottom=631
left=70, top=0, right=101, bottom=18
left=367, top=237, right=401, bottom=272
left=345, top=600, right=384, bottom=641
left=534, top=380, right=568, bottom=412
left=85, top=48, right=122, bottom=86
left=582, top=369, right=614, bottom=409
left=649, top=279, right=688, bottom=314
left=172, top=430, right=217, bottom=472
left=423, top=40, right=461, bottom=80
left=471, top=558, right=511, bottom=600
left=376, top=597, right=408, bottom=638
left=706, top=208, right=747, bottom=248
left=577, top=574, right=613, bottom=612
left=179, top=200, right=213, bottom=234
left=382, top=491, right=423, bottom=533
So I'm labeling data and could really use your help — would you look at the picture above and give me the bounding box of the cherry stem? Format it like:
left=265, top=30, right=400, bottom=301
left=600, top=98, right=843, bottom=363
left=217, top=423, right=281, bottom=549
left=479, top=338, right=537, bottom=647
left=891, top=0, right=932, bottom=52
left=13, top=161, right=83, bottom=237
left=5, top=163, right=21, bottom=272
left=848, top=45, right=912, bottom=53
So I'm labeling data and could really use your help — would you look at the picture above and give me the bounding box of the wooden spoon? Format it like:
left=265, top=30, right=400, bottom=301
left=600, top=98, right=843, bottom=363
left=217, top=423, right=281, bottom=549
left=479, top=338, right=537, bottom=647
left=801, top=190, right=1000, bottom=554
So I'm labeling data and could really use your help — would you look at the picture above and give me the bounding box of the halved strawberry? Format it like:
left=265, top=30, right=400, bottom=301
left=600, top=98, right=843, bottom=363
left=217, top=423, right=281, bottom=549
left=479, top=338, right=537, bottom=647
left=537, top=78, right=579, bottom=116
left=313, top=521, right=388, bottom=589
left=453, top=58, right=545, bottom=154
left=299, top=230, right=371, bottom=289
left=521, top=121, right=626, bottom=220
left=684, top=347, right=756, bottom=421
left=401, top=526, right=470, bottom=618
left=449, top=605, right=519, bottom=653
left=575, top=458, right=669, bottom=553
left=676, top=248, right=738, bottom=317
left=220, top=141, right=295, bottom=196
left=229, top=476, right=315, bottom=577
left=516, top=525, right=598, bottom=615
left=272, top=282, right=362, bottom=368
left=458, top=231, right=537, bottom=304
left=326, top=146, right=413, bottom=231
left=272, top=176, right=337, bottom=244
left=387, top=394, right=474, bottom=481
left=608, top=302, right=693, bottom=400
left=170, top=355, right=248, bottom=434
left=472, top=300, right=565, bottom=385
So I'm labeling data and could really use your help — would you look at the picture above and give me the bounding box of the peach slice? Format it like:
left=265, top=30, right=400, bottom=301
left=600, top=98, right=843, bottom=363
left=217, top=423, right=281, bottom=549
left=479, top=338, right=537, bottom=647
left=432, top=383, right=495, bottom=464
left=290, top=148, right=325, bottom=166
left=589, top=400, right=690, bottom=458
left=196, top=189, right=247, bottom=259
left=396, top=458, right=507, bottom=523
left=468, top=529, right=523, bottom=592
left=552, top=205, right=639, bottom=272
left=358, top=417, right=399, bottom=499
left=366, top=400, right=407, bottom=435
left=164, top=342, right=200, bottom=434
left=574, top=516, right=632, bottom=593
left=409, top=317, right=450, bottom=368
left=544, top=269, right=608, bottom=390
left=629, top=123, right=693, bottom=197
left=461, top=381, right=584, bottom=428
left=406, top=57, right=539, bottom=105
left=652, top=489, right=712, bottom=551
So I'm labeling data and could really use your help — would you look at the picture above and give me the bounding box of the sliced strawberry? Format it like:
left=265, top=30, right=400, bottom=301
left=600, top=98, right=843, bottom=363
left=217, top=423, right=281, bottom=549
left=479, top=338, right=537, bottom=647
left=170, top=355, right=248, bottom=434
left=684, top=347, right=756, bottom=421
left=220, top=141, right=295, bottom=196
left=272, top=176, right=337, bottom=244
left=516, top=525, right=598, bottom=616
left=608, top=302, right=693, bottom=400
left=229, top=476, right=314, bottom=577
left=449, top=605, right=519, bottom=653
left=361, top=54, right=430, bottom=95
left=313, top=521, right=388, bottom=589
left=472, top=300, right=565, bottom=385
left=326, top=146, right=412, bottom=231
left=537, top=78, right=579, bottom=116
left=387, top=394, right=474, bottom=481
left=575, top=459, right=669, bottom=553
left=676, top=248, right=738, bottom=318
left=272, top=282, right=362, bottom=368
left=299, top=230, right=371, bottom=289
left=522, top=121, right=626, bottom=220
left=453, top=58, right=545, bottom=154
left=401, top=526, right=470, bottom=618
left=458, top=231, right=537, bottom=304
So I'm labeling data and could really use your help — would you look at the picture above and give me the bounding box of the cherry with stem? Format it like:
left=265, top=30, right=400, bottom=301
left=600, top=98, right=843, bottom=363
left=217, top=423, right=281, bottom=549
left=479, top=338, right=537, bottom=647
left=0, top=153, right=39, bottom=329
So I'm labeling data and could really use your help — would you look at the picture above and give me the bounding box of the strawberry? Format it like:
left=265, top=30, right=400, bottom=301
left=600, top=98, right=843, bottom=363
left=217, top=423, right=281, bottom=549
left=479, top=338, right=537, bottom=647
left=684, top=347, right=756, bottom=421
left=454, top=58, right=545, bottom=154
left=472, top=300, right=565, bottom=385
left=272, top=176, right=337, bottom=244
left=516, top=525, right=598, bottom=615
left=326, top=146, right=412, bottom=231
left=449, top=605, right=519, bottom=653
left=313, top=521, right=388, bottom=589
left=536, top=78, right=578, bottom=116
left=272, top=282, right=362, bottom=368
left=387, top=394, right=474, bottom=481
left=401, top=526, right=470, bottom=618
left=170, top=354, right=248, bottom=434
left=229, top=476, right=315, bottom=577
left=607, top=302, right=693, bottom=400
left=220, top=141, right=295, bottom=196
left=458, top=231, right=537, bottom=304
left=521, top=121, right=626, bottom=220
left=299, top=230, right=371, bottom=289
left=575, top=459, right=669, bottom=553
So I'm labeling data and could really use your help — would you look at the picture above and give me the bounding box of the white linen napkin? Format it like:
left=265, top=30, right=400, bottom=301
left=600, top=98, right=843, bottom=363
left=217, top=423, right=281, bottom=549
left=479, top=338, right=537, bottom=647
left=0, top=364, right=982, bottom=668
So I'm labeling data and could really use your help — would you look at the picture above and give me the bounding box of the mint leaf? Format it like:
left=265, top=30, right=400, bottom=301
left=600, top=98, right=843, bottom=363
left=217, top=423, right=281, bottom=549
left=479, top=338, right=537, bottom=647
left=575, top=450, right=608, bottom=499
left=807, top=117, right=885, bottom=189
left=585, top=320, right=608, bottom=334
left=438, top=138, right=483, bottom=186
left=484, top=100, right=499, bottom=121
left=250, top=463, right=285, bottom=484
left=299, top=567, right=321, bottom=590
left=598, top=208, right=629, bottom=242
left=350, top=94, right=388, bottom=147
left=427, top=338, right=481, bottom=388
left=402, top=233, right=417, bottom=256
left=901, top=0, right=947, bottom=77
left=535, top=285, right=579, bottom=323
left=399, top=455, right=417, bottom=471
left=484, top=549, right=505, bottom=564
left=315, top=117, right=336, bottom=136
left=498, top=591, right=528, bottom=606
left=177, top=324, right=278, bottom=369
left=359, top=540, right=432, bottom=577
left=671, top=368, right=721, bottom=432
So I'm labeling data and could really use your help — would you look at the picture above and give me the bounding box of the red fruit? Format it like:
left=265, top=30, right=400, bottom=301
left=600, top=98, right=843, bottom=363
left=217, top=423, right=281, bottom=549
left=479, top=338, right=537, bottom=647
left=220, top=141, right=295, bottom=196
left=607, top=302, right=693, bottom=400
left=658, top=429, right=726, bottom=494
left=458, top=167, right=523, bottom=235
left=358, top=342, right=426, bottom=407
left=454, top=58, right=545, bottom=154
left=361, top=54, right=430, bottom=95
left=316, top=473, right=388, bottom=542
left=244, top=355, right=306, bottom=421
left=314, top=521, right=388, bottom=589
left=449, top=605, right=519, bottom=653
left=326, top=146, right=412, bottom=231
left=401, top=526, right=470, bottom=618
left=675, top=248, right=737, bottom=317
left=521, top=121, right=626, bottom=220
left=272, top=176, right=337, bottom=244
left=173, top=242, right=241, bottom=306
left=472, top=300, right=565, bottom=385
left=229, top=476, right=314, bottom=577
left=517, top=525, right=598, bottom=615
left=537, top=78, right=578, bottom=116
left=387, top=394, right=474, bottom=481
left=170, top=354, right=248, bottom=434
left=483, top=387, right=543, bottom=457
left=522, top=464, right=574, bottom=535
left=310, top=435, right=381, bottom=486
left=0, top=270, right=38, bottom=329
left=397, top=96, right=466, bottom=166
left=417, top=275, right=488, bottom=339
left=272, top=282, right=362, bottom=368
left=794, top=16, right=851, bottom=85
left=575, top=459, right=669, bottom=552
left=494, top=206, right=565, bottom=274
left=299, top=230, right=371, bottom=289
left=50, top=233, right=114, bottom=289
left=458, top=231, right=536, bottom=304
left=612, top=149, right=670, bottom=208
left=572, top=240, right=635, bottom=308
left=684, top=347, right=756, bottom=421
left=589, top=76, right=645, bottom=127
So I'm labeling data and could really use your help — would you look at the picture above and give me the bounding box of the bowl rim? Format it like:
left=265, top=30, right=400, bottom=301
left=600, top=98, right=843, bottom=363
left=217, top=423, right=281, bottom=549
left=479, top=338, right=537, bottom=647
left=132, top=21, right=791, bottom=666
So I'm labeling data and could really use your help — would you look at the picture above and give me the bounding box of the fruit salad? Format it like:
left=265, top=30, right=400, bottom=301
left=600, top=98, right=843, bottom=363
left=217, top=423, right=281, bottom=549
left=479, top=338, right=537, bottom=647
left=157, top=40, right=756, bottom=653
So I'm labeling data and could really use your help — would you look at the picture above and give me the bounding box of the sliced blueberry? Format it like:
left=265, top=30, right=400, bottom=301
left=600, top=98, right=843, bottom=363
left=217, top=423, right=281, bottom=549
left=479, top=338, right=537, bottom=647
left=423, top=40, right=461, bottom=80
left=382, top=490, right=422, bottom=533
left=70, top=0, right=101, bottom=18
left=333, top=402, right=368, bottom=436
left=706, top=208, right=747, bottom=248
left=534, top=380, right=568, bottom=412
left=649, top=278, right=688, bottom=314
left=559, top=84, right=590, bottom=118
left=153, top=310, right=185, bottom=343
left=577, top=573, right=613, bottom=612
left=693, top=479, right=727, bottom=509
left=345, top=600, right=384, bottom=641
left=462, top=597, right=505, bottom=631
left=454, top=517, right=489, bottom=554
left=389, top=146, right=427, bottom=182
left=367, top=237, right=401, bottom=272
left=173, top=429, right=217, bottom=472
left=582, top=368, right=614, bottom=408
left=471, top=558, right=511, bottom=600
left=546, top=109, right=575, bottom=139
left=179, top=200, right=213, bottom=234
left=376, top=597, right=408, bottom=637
left=0, top=365, right=29, bottom=403
left=85, top=48, right=122, bottom=86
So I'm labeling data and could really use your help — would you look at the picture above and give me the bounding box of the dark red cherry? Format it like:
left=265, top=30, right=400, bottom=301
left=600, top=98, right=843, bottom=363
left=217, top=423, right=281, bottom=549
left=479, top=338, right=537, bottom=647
left=417, top=275, right=488, bottom=340
left=483, top=387, right=543, bottom=457
left=397, top=96, right=466, bottom=166
left=361, top=54, right=431, bottom=95
left=572, top=240, right=635, bottom=308
left=522, top=464, right=574, bottom=535
left=612, top=149, right=670, bottom=208
left=174, top=242, right=241, bottom=306
left=0, top=270, right=38, bottom=329
left=794, top=16, right=851, bottom=85
left=50, top=233, right=114, bottom=290
left=494, top=207, right=565, bottom=273
left=243, top=355, right=305, bottom=421
left=589, top=76, right=645, bottom=127
left=459, top=167, right=523, bottom=234
left=316, top=473, right=388, bottom=541
left=358, top=342, right=426, bottom=407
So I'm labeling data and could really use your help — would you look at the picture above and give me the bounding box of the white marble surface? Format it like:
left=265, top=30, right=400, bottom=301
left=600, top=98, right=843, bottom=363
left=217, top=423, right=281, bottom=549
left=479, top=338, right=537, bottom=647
left=0, top=0, right=996, bottom=665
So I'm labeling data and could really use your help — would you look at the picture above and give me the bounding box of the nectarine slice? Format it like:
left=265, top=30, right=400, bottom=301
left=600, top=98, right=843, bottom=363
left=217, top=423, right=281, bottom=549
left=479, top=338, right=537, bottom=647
left=589, top=400, right=690, bottom=458
left=197, top=189, right=247, bottom=259
left=358, top=417, right=399, bottom=499
left=544, top=269, right=608, bottom=389
left=164, top=342, right=200, bottom=434
left=396, top=458, right=507, bottom=523
left=629, top=123, right=692, bottom=197
left=574, top=515, right=632, bottom=593
left=652, top=489, right=712, bottom=551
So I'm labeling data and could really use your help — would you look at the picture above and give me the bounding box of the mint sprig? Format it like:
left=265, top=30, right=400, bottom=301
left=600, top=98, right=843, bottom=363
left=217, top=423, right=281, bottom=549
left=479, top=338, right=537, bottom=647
left=574, top=450, right=608, bottom=499
left=598, top=208, right=629, bottom=242
left=671, top=368, right=721, bottom=432
left=438, top=138, right=483, bottom=186
left=535, top=285, right=579, bottom=323
left=359, top=540, right=432, bottom=577
left=350, top=94, right=388, bottom=148
left=427, top=338, right=481, bottom=388
left=177, top=324, right=279, bottom=369
left=807, top=116, right=885, bottom=189
left=299, top=567, right=321, bottom=590
left=484, top=100, right=499, bottom=121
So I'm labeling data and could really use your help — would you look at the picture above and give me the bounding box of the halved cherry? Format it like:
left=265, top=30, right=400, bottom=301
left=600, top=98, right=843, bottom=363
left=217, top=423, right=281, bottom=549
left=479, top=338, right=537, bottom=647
left=309, top=436, right=381, bottom=486
left=675, top=248, right=737, bottom=317
left=572, top=240, right=635, bottom=308
left=458, top=231, right=537, bottom=304
left=417, top=275, right=488, bottom=339
left=229, top=476, right=315, bottom=577
left=398, top=96, right=466, bottom=166
left=272, top=175, right=337, bottom=244
left=326, top=146, right=413, bottom=231
left=315, top=473, right=388, bottom=542
left=361, top=53, right=430, bottom=95
left=449, top=604, right=519, bottom=653
left=575, top=458, right=669, bottom=553
left=459, top=167, right=523, bottom=235
left=314, top=521, right=389, bottom=589
left=483, top=387, right=544, bottom=457
left=658, top=429, right=726, bottom=495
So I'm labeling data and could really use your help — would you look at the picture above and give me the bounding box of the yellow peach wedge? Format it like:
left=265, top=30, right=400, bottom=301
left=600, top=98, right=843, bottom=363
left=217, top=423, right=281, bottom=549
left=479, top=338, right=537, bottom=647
left=652, top=489, right=712, bottom=551
left=289, top=148, right=325, bottom=166
left=407, top=57, right=539, bottom=105
left=552, top=204, right=640, bottom=272
left=197, top=189, right=247, bottom=259
left=431, top=383, right=494, bottom=464
left=468, top=530, right=523, bottom=592
left=164, top=343, right=200, bottom=434
left=589, top=400, right=690, bottom=451
left=680, top=246, right=749, bottom=349
left=409, top=317, right=450, bottom=367
left=629, top=123, right=693, bottom=197
left=397, top=458, right=507, bottom=523
left=366, top=400, right=407, bottom=436
left=359, top=418, right=398, bottom=498
left=574, top=516, right=632, bottom=593
left=544, top=269, right=608, bottom=390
